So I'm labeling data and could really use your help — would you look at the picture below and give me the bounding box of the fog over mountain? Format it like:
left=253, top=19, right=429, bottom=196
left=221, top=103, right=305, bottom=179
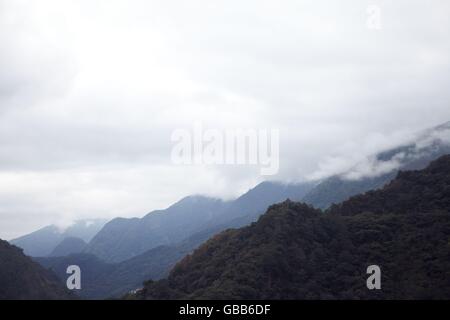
left=132, top=155, right=450, bottom=300
left=302, top=121, right=450, bottom=208
left=1, top=0, right=450, bottom=239
left=10, top=219, right=106, bottom=257
left=82, top=181, right=313, bottom=263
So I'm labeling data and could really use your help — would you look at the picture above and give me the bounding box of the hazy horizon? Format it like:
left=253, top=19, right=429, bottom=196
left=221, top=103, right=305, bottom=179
left=2, top=0, right=450, bottom=239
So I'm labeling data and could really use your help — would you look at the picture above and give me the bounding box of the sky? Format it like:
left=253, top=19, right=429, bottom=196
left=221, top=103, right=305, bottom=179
left=1, top=0, right=450, bottom=239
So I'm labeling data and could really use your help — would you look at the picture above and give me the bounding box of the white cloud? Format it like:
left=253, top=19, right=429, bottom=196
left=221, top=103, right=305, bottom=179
left=1, top=0, right=450, bottom=239
left=309, top=124, right=450, bottom=181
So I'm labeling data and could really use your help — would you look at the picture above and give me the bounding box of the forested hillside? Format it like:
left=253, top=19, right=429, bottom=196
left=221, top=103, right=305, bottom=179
left=132, top=155, right=450, bottom=299
left=0, top=240, right=73, bottom=300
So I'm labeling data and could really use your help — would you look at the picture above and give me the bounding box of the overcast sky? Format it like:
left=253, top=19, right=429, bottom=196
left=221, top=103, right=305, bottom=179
left=1, top=0, right=450, bottom=239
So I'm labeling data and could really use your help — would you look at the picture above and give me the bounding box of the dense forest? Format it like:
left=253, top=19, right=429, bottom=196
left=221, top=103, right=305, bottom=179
left=0, top=240, right=73, bottom=300
left=131, top=155, right=450, bottom=299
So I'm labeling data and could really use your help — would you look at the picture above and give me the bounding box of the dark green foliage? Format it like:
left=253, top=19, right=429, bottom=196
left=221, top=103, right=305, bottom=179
left=134, top=155, right=450, bottom=300
left=0, top=240, right=73, bottom=300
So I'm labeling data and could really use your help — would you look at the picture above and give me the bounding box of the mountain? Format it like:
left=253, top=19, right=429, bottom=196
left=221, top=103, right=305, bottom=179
left=84, top=196, right=231, bottom=263
left=36, top=227, right=218, bottom=298
left=10, top=219, right=107, bottom=257
left=103, top=225, right=228, bottom=297
left=49, top=237, right=87, bottom=257
left=210, top=181, right=314, bottom=228
left=302, top=121, right=450, bottom=209
left=84, top=182, right=313, bottom=263
left=302, top=173, right=397, bottom=210
left=36, top=246, right=188, bottom=299
left=35, top=182, right=313, bottom=298
left=0, top=239, right=73, bottom=300
left=9, top=225, right=64, bottom=258
left=37, top=223, right=259, bottom=299
left=132, top=155, right=450, bottom=299
left=62, top=219, right=108, bottom=242
left=35, top=253, right=115, bottom=299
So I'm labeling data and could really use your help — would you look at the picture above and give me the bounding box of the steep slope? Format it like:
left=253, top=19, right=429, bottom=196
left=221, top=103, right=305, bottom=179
left=35, top=253, right=115, bottom=299
left=36, top=227, right=217, bottom=298
left=9, top=225, right=63, bottom=257
left=105, top=225, right=226, bottom=297
left=0, top=240, right=73, bottom=300
left=302, top=172, right=397, bottom=210
left=36, top=182, right=313, bottom=298
left=37, top=246, right=190, bottom=299
left=134, top=155, right=450, bottom=300
left=302, top=121, right=450, bottom=209
left=49, top=237, right=87, bottom=257
left=10, top=219, right=106, bottom=257
left=63, top=219, right=108, bottom=242
left=211, top=181, right=314, bottom=228
left=84, top=196, right=231, bottom=262
left=85, top=182, right=313, bottom=263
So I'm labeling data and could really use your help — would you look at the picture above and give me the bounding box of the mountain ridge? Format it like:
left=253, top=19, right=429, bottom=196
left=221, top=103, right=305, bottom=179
left=10, top=219, right=106, bottom=257
left=302, top=121, right=450, bottom=209
left=83, top=181, right=314, bottom=263
left=132, top=155, right=450, bottom=299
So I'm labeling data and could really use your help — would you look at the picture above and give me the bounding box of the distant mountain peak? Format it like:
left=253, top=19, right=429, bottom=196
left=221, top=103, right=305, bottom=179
left=10, top=219, right=107, bottom=257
